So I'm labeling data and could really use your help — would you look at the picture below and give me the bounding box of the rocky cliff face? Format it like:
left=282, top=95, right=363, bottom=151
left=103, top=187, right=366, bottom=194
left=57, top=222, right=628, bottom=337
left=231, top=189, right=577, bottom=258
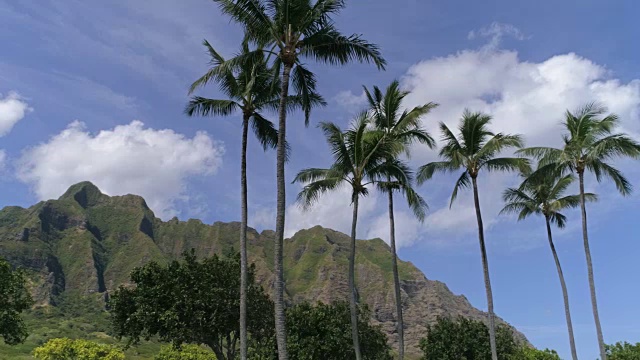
left=0, top=182, right=526, bottom=358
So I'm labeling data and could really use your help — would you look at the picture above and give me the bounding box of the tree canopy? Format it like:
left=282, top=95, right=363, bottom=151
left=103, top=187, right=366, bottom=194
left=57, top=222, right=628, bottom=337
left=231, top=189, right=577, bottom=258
left=251, top=301, right=392, bottom=360
left=32, top=338, right=125, bottom=360
left=109, top=251, right=273, bottom=360
left=419, top=316, right=520, bottom=360
left=0, top=257, right=33, bottom=345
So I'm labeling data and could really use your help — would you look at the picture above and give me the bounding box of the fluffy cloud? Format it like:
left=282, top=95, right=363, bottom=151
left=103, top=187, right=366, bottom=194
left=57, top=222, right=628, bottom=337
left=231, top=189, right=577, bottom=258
left=304, top=39, right=640, bottom=249
left=0, top=92, right=31, bottom=137
left=17, top=120, right=224, bottom=219
left=283, top=184, right=380, bottom=238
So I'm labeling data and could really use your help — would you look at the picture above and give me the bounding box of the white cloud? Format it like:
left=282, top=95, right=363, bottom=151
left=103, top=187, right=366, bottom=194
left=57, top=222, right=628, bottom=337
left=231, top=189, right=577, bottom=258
left=315, top=39, right=640, bottom=250
left=398, top=48, right=640, bottom=243
left=468, top=22, right=528, bottom=51
left=261, top=184, right=381, bottom=238
left=17, top=120, right=224, bottom=219
left=0, top=91, right=31, bottom=136
left=334, top=90, right=368, bottom=112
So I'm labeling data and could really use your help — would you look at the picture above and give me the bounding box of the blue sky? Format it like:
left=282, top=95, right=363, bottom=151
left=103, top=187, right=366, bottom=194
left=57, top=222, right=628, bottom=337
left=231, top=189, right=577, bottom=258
left=1, top=0, right=639, bottom=358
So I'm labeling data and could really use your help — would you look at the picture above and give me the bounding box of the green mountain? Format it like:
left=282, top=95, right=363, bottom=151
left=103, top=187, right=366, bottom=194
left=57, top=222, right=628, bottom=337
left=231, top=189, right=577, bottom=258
left=0, top=181, right=526, bottom=358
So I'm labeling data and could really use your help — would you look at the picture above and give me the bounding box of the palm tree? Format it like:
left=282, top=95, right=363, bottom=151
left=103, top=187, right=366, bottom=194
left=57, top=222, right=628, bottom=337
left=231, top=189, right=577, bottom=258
left=417, top=110, right=529, bottom=360
left=210, top=3, right=386, bottom=358
left=293, top=113, right=410, bottom=360
left=186, top=41, right=285, bottom=360
left=214, top=0, right=385, bottom=360
left=518, top=103, right=640, bottom=360
left=501, top=169, right=597, bottom=360
left=363, top=80, right=435, bottom=360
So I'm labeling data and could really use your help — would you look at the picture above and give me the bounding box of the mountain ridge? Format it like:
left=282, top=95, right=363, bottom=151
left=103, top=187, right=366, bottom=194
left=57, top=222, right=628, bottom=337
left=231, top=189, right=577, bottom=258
left=0, top=181, right=527, bottom=358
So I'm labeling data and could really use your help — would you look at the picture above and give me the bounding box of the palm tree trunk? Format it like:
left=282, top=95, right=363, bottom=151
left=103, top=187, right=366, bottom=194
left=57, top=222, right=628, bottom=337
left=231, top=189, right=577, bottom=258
left=579, top=172, right=606, bottom=360
left=471, top=176, right=497, bottom=360
left=388, top=189, right=404, bottom=360
left=545, top=215, right=578, bottom=360
left=349, top=193, right=362, bottom=360
left=273, top=63, right=293, bottom=360
left=239, top=114, right=249, bottom=360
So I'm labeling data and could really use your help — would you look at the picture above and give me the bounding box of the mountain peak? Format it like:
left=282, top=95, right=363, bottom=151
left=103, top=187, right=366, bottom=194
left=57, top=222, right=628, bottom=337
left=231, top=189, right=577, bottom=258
left=58, top=181, right=105, bottom=208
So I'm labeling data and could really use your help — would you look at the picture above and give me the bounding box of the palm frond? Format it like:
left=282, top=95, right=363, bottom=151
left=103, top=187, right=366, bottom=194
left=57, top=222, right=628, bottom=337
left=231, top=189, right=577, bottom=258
left=401, top=184, right=428, bottom=222
left=319, top=121, right=354, bottom=172
left=213, top=0, right=279, bottom=47
left=449, top=171, right=471, bottom=208
left=588, top=160, right=633, bottom=195
left=483, top=157, right=530, bottom=174
left=291, top=63, right=323, bottom=125
left=416, top=161, right=458, bottom=185
left=250, top=112, right=279, bottom=150
left=299, top=24, right=386, bottom=70
left=587, top=134, right=640, bottom=162
left=296, top=176, right=343, bottom=210
left=184, top=97, right=239, bottom=117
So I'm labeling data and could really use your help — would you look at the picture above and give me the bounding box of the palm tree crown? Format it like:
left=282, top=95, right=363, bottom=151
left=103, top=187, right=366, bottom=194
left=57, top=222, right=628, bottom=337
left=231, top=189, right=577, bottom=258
left=364, top=80, right=435, bottom=218
left=186, top=41, right=280, bottom=147
left=417, top=110, right=530, bottom=203
left=501, top=171, right=597, bottom=227
left=519, top=103, right=640, bottom=193
left=294, top=113, right=411, bottom=206
left=212, top=0, right=386, bottom=122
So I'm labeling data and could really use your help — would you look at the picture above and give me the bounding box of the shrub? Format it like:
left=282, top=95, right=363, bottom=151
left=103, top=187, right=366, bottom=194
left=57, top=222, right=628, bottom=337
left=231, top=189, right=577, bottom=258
left=33, top=338, right=124, bottom=360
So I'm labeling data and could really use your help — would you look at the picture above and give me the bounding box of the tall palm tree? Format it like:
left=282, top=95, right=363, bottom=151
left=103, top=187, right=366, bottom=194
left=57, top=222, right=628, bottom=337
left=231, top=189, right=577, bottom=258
left=417, top=110, right=529, bottom=360
left=214, top=0, right=385, bottom=360
left=501, top=169, right=597, bottom=360
left=363, top=80, right=435, bottom=360
left=293, top=113, right=410, bottom=360
left=186, top=41, right=290, bottom=360
left=210, top=3, right=386, bottom=358
left=518, top=103, right=640, bottom=360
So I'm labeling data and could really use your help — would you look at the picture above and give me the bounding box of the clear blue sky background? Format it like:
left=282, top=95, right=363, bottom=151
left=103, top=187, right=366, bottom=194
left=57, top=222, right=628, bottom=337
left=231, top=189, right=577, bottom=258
left=1, top=1, right=639, bottom=358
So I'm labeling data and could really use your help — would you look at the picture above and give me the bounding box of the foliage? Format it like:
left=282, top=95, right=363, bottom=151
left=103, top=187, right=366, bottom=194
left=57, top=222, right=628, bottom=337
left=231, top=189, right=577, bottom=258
left=365, top=79, right=434, bottom=218
left=419, top=317, right=521, bottom=360
left=109, top=251, right=273, bottom=360
left=154, top=344, right=216, bottom=360
left=518, top=103, right=640, bottom=193
left=250, top=301, right=392, bottom=360
left=187, top=41, right=282, bottom=151
left=211, top=0, right=385, bottom=123
left=32, top=338, right=124, bottom=360
left=0, top=257, right=33, bottom=345
left=417, top=110, right=529, bottom=204
left=605, top=341, right=640, bottom=359
left=516, top=347, right=562, bottom=360
left=294, top=114, right=410, bottom=207
left=501, top=168, right=597, bottom=227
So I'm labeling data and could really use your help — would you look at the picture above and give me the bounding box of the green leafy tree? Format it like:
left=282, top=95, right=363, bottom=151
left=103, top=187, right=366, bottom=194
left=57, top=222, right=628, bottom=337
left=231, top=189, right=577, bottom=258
left=419, top=317, right=520, bottom=360
left=0, top=258, right=33, bottom=345
left=251, top=302, right=392, bottom=360
left=155, top=344, right=217, bottom=360
left=209, top=2, right=386, bottom=358
left=294, top=114, right=405, bottom=359
left=501, top=169, right=596, bottom=360
left=417, top=111, right=529, bottom=360
left=363, top=79, right=436, bottom=360
left=109, top=251, right=273, bottom=360
left=33, top=338, right=125, bottom=360
left=186, top=41, right=318, bottom=360
left=518, top=103, right=640, bottom=360
left=606, top=341, right=640, bottom=360
left=516, top=347, right=562, bottom=360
